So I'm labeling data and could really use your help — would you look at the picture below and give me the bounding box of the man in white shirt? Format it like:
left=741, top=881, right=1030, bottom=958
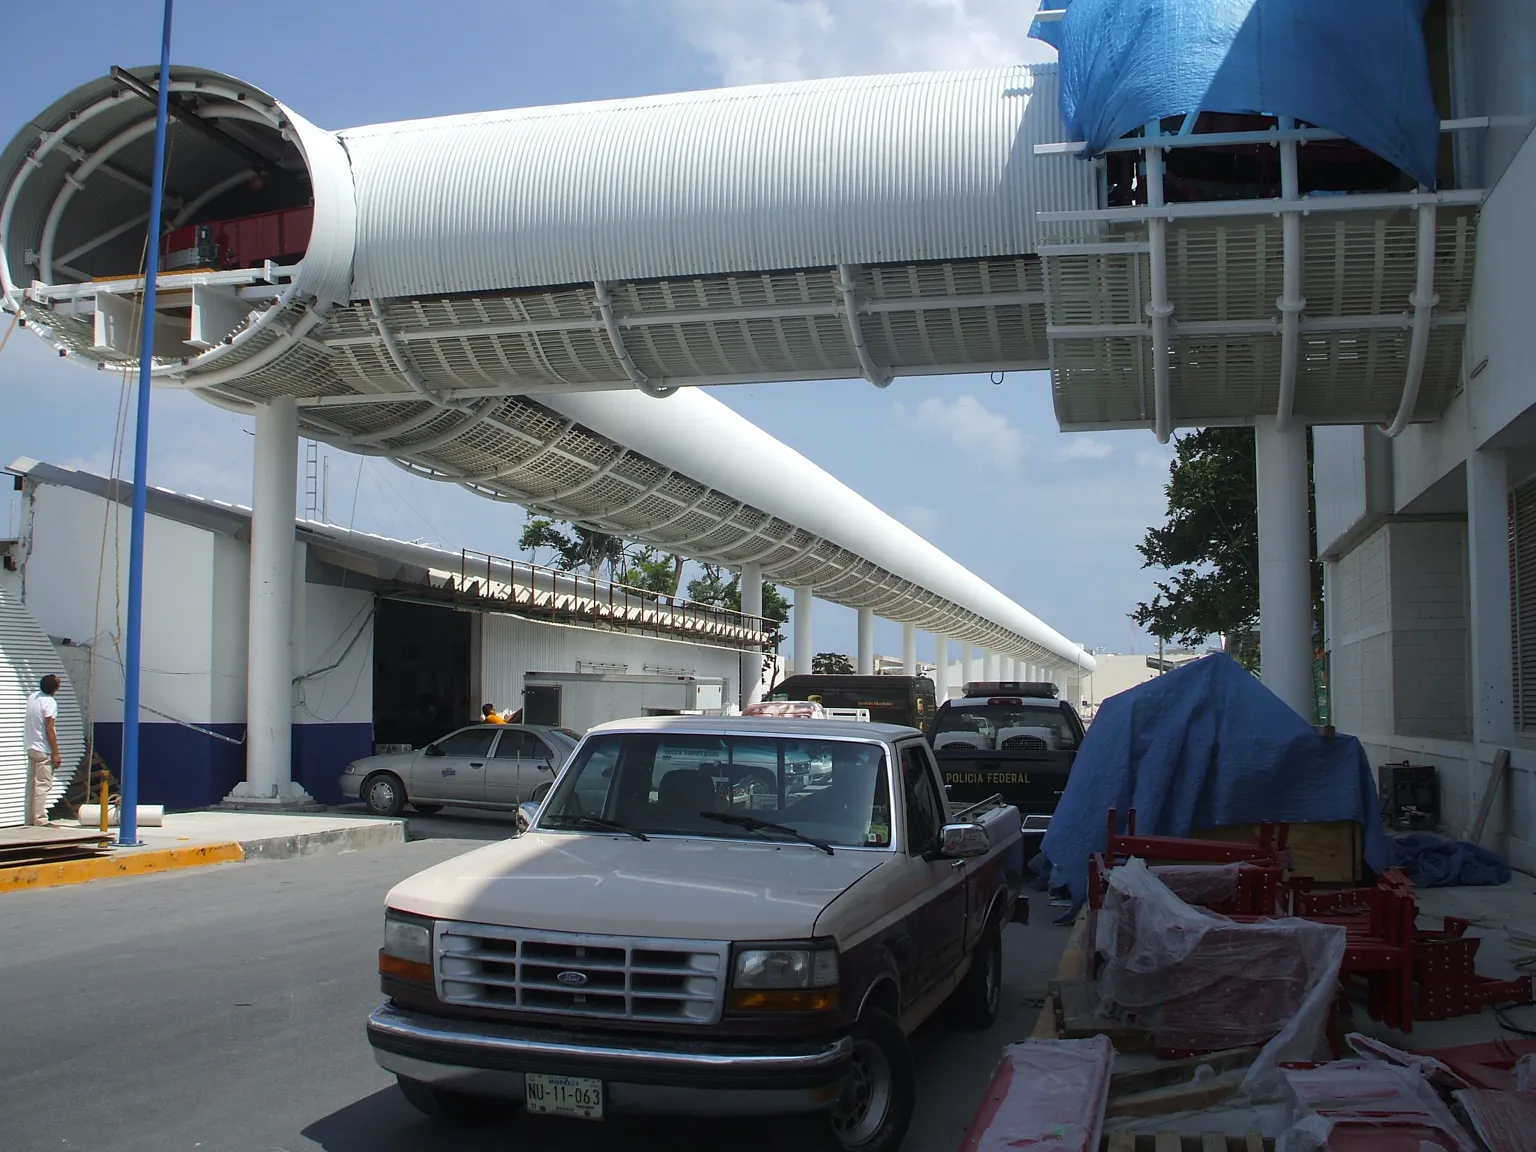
left=25, top=674, right=62, bottom=827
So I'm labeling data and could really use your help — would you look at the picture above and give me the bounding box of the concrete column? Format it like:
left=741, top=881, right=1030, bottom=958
left=934, top=636, right=950, bottom=699
left=982, top=651, right=997, bottom=681
left=1255, top=418, right=1315, bottom=721
left=961, top=642, right=975, bottom=687
left=740, top=562, right=764, bottom=707
left=856, top=607, right=875, bottom=675
left=229, top=397, right=309, bottom=805
left=1468, top=446, right=1515, bottom=757
left=794, top=585, right=814, bottom=677
left=901, top=622, right=917, bottom=676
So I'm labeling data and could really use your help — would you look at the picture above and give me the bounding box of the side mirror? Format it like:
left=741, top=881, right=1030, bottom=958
left=939, top=822, right=990, bottom=859
left=517, top=801, right=541, bottom=834
left=424, top=744, right=444, bottom=758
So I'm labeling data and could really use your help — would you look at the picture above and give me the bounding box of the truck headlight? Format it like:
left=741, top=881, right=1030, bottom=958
left=380, top=911, right=433, bottom=985
left=729, top=945, right=839, bottom=1012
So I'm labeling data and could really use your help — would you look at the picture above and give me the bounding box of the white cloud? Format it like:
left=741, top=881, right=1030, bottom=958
left=1056, top=436, right=1114, bottom=461
left=1135, top=445, right=1176, bottom=472
left=890, top=393, right=1031, bottom=471
left=661, top=0, right=1055, bottom=85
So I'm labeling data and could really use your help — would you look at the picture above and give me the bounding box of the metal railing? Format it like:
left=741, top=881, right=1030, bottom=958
left=456, top=549, right=774, bottom=650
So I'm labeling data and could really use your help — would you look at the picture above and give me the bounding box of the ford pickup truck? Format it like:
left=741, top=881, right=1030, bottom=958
left=367, top=715, right=1025, bottom=1151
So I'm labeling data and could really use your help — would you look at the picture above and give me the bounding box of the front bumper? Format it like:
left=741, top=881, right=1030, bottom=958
left=337, top=769, right=364, bottom=801
left=366, top=1002, right=852, bottom=1117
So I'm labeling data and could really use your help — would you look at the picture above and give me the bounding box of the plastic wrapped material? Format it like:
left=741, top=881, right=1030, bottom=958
left=1283, top=1062, right=1479, bottom=1152
left=1345, top=1032, right=1472, bottom=1091
left=1453, top=1088, right=1536, bottom=1152
left=959, top=1036, right=1114, bottom=1152
left=1096, top=859, right=1345, bottom=1063
left=1148, top=863, right=1243, bottom=908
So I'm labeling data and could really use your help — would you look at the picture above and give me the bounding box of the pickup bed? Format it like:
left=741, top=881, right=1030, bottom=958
left=368, top=715, right=1025, bottom=1151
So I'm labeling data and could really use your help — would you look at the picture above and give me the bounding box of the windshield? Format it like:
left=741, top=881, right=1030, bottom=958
left=541, top=732, right=893, bottom=848
left=931, top=702, right=1079, bottom=751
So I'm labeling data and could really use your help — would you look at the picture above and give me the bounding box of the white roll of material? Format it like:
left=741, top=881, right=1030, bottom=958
left=77, top=805, right=165, bottom=828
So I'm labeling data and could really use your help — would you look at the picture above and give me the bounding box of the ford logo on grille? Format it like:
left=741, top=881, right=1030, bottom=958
left=556, top=970, right=589, bottom=987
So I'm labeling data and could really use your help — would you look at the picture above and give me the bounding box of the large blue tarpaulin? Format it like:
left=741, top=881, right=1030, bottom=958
left=1039, top=653, right=1393, bottom=907
left=1029, top=0, right=1442, bottom=188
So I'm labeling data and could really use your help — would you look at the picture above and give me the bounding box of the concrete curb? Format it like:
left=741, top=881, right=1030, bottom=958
left=0, top=842, right=246, bottom=892
left=237, top=819, right=406, bottom=861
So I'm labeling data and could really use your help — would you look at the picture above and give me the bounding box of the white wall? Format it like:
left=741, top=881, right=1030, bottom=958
left=292, top=578, right=374, bottom=726
left=479, top=613, right=741, bottom=715
left=21, top=483, right=217, bottom=730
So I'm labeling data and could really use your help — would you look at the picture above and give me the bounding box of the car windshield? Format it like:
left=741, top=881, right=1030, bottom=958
left=540, top=732, right=893, bottom=849
left=931, top=702, right=1078, bottom=751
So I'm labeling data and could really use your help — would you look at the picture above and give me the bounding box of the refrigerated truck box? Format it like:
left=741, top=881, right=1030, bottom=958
left=522, top=671, right=728, bottom=734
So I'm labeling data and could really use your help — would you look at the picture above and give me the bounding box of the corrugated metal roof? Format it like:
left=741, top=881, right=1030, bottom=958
left=342, top=66, right=1091, bottom=300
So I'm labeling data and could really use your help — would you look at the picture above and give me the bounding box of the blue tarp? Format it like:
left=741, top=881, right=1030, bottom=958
left=1394, top=834, right=1512, bottom=888
left=1029, top=0, right=1442, bottom=188
left=1039, top=653, right=1393, bottom=908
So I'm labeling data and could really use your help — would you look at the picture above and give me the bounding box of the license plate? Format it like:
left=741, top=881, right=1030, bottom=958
left=524, top=1073, right=603, bottom=1120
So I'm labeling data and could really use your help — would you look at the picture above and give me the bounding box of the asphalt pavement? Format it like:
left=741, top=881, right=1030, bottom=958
left=0, top=812, right=1068, bottom=1152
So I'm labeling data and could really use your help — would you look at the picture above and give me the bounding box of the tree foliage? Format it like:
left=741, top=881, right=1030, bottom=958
left=624, top=547, right=685, bottom=596
left=686, top=563, right=791, bottom=646
left=812, top=651, right=856, bottom=675
left=520, top=518, right=626, bottom=578
left=1130, top=427, right=1321, bottom=670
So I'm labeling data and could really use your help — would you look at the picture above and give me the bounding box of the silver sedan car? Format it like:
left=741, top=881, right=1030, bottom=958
left=339, top=723, right=579, bottom=817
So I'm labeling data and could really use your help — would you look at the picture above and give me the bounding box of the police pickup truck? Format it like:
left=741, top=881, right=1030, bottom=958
left=926, top=681, right=1085, bottom=821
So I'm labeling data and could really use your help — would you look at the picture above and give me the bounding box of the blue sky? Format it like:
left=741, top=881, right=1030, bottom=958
left=0, top=0, right=1175, bottom=661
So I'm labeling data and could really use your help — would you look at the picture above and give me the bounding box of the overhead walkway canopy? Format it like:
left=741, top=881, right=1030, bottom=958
left=0, top=65, right=1097, bottom=670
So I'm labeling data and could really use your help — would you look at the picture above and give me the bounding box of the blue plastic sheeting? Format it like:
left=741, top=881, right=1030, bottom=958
left=1394, top=834, right=1512, bottom=888
left=1029, top=0, right=1442, bottom=189
left=1040, top=653, right=1393, bottom=907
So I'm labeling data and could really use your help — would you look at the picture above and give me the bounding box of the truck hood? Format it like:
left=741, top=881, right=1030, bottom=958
left=387, top=833, right=886, bottom=941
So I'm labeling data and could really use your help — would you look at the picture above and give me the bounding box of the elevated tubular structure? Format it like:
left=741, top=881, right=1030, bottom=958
left=0, top=64, right=1098, bottom=669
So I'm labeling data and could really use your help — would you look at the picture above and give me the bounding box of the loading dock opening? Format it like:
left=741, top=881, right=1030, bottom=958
left=372, top=600, right=471, bottom=752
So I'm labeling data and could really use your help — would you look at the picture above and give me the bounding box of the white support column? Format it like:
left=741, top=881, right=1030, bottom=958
left=983, top=652, right=999, bottom=681
left=901, top=622, right=917, bottom=676
left=856, top=607, right=875, bottom=675
left=740, top=562, right=764, bottom=707
left=1467, top=446, right=1514, bottom=781
left=1255, top=417, right=1315, bottom=721
left=934, top=636, right=950, bottom=700
left=794, top=585, right=814, bottom=677
left=962, top=642, right=976, bottom=687
left=228, top=397, right=309, bottom=805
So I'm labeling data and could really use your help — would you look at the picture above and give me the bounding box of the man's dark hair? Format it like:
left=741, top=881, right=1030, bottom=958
left=482, top=703, right=495, bottom=716
left=39, top=674, right=60, bottom=695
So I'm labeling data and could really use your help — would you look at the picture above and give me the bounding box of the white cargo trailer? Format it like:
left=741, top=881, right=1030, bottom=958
left=521, top=671, right=728, bottom=734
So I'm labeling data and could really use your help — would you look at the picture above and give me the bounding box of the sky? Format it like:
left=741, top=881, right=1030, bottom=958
left=0, top=0, right=1176, bottom=663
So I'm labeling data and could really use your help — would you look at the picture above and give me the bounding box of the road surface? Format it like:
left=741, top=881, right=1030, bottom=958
left=0, top=817, right=1065, bottom=1152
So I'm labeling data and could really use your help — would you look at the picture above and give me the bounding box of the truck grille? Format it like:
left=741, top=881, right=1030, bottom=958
left=1001, top=734, right=1047, bottom=751
left=434, top=922, right=729, bottom=1025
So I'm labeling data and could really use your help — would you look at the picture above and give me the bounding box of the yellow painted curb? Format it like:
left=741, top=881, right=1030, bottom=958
left=0, top=842, right=246, bottom=892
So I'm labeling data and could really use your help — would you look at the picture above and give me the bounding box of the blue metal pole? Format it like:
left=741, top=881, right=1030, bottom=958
left=119, top=0, right=176, bottom=847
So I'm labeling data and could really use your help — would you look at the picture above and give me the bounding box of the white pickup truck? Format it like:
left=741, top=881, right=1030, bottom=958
left=367, top=716, right=1026, bottom=1151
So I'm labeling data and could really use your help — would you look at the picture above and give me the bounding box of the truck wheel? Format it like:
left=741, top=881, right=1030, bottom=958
left=363, top=772, right=407, bottom=818
left=395, top=1075, right=502, bottom=1126
left=826, top=1008, right=914, bottom=1152
left=949, top=919, right=1003, bottom=1030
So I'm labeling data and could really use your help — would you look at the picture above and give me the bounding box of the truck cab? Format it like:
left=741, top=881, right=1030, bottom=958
left=367, top=715, right=1024, bottom=1151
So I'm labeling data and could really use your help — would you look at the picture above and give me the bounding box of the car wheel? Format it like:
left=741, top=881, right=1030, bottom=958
left=825, top=1008, right=914, bottom=1152
left=732, top=768, right=775, bottom=805
left=410, top=803, right=443, bottom=816
left=395, top=1075, right=503, bottom=1126
left=949, top=919, right=1003, bottom=1030
left=363, top=772, right=407, bottom=818
left=531, top=781, right=552, bottom=802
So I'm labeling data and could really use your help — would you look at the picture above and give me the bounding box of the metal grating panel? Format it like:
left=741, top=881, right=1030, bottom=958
left=1511, top=480, right=1536, bottom=732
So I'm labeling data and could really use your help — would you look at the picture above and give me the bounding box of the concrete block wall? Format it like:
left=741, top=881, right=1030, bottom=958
left=1387, top=521, right=1470, bottom=741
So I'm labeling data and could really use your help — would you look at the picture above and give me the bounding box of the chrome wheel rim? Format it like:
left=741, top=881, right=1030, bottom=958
left=367, top=778, right=397, bottom=812
left=830, top=1036, right=892, bottom=1146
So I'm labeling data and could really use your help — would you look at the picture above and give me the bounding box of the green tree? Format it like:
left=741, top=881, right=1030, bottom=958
left=812, top=652, right=856, bottom=675
left=686, top=564, right=791, bottom=646
left=520, top=518, right=625, bottom=578
left=1130, top=427, right=1321, bottom=671
left=624, top=547, right=685, bottom=596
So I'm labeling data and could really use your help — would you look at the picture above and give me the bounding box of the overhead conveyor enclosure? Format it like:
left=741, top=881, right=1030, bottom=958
left=0, top=64, right=1099, bottom=670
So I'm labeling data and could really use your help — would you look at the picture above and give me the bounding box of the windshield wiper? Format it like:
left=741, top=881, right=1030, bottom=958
left=698, top=811, right=834, bottom=855
left=547, top=814, right=649, bottom=842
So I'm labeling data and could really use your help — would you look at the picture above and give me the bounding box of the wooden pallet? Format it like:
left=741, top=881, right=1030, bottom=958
left=1104, top=1136, right=1270, bottom=1152
left=0, top=826, right=113, bottom=869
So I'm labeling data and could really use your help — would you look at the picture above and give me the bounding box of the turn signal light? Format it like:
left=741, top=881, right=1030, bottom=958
left=378, top=949, right=432, bottom=986
left=728, top=988, right=840, bottom=1012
